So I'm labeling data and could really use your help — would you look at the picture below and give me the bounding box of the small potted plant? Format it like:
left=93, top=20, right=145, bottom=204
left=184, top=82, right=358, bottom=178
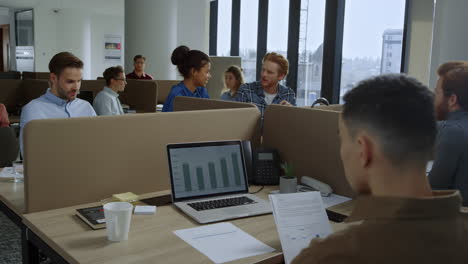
left=280, top=162, right=297, bottom=193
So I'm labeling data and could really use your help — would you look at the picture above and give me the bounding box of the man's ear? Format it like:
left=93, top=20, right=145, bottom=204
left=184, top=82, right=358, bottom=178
left=448, top=93, right=460, bottom=110
left=278, top=73, right=286, bottom=81
left=50, top=73, right=57, bottom=84
left=357, top=134, right=373, bottom=168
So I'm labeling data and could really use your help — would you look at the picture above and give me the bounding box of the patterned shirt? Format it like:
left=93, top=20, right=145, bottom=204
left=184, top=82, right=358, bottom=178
left=236, top=81, right=296, bottom=116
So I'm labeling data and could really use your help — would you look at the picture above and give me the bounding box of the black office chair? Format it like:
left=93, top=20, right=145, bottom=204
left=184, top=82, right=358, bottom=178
left=0, top=127, right=19, bottom=168
left=311, top=97, right=330, bottom=108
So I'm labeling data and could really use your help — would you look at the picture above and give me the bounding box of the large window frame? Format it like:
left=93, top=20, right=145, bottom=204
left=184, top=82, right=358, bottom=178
left=209, top=0, right=409, bottom=104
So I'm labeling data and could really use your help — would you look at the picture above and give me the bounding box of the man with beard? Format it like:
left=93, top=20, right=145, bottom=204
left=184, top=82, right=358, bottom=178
left=429, top=61, right=468, bottom=206
left=236, top=52, right=295, bottom=118
left=20, top=52, right=96, bottom=154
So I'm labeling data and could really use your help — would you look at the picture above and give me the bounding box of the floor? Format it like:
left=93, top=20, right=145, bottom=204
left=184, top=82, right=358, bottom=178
left=0, top=210, right=21, bottom=264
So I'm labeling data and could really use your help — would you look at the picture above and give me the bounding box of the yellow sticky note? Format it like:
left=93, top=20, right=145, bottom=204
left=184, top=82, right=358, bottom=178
left=112, top=192, right=139, bottom=202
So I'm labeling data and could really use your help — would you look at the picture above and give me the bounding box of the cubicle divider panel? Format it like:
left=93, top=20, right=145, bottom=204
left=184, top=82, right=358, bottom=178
left=123, top=80, right=158, bottom=113
left=0, top=80, right=22, bottom=113
left=18, top=80, right=49, bottom=107
left=156, top=80, right=179, bottom=104
left=0, top=71, right=21, bottom=79
left=262, top=105, right=354, bottom=197
left=23, top=108, right=261, bottom=213
left=80, top=80, right=105, bottom=98
left=312, top=104, right=343, bottom=112
left=173, top=97, right=257, bottom=112
left=22, top=72, right=50, bottom=80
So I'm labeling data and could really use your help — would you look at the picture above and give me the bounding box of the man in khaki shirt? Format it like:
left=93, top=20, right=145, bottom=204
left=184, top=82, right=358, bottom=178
left=293, top=74, right=468, bottom=264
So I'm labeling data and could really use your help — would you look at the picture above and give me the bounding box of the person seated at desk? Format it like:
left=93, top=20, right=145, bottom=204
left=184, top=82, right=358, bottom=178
left=293, top=74, right=468, bottom=264
left=0, top=103, right=9, bottom=127
left=236, top=52, right=295, bottom=117
left=126, top=55, right=154, bottom=80
left=162, top=45, right=211, bottom=112
left=220, top=65, right=244, bottom=101
left=20, top=52, right=96, bottom=153
left=93, top=66, right=126, bottom=116
left=429, top=61, right=468, bottom=206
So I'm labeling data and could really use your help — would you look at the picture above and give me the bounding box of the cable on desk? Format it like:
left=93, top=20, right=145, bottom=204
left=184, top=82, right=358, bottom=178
left=249, top=185, right=264, bottom=194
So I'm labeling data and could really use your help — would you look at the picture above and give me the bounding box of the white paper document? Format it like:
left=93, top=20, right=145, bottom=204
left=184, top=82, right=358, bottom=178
left=321, top=193, right=352, bottom=208
left=269, top=192, right=332, bottom=264
left=174, top=222, right=275, bottom=263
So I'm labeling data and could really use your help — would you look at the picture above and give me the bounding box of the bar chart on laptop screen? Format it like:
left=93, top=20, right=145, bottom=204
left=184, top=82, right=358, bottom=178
left=169, top=145, right=246, bottom=198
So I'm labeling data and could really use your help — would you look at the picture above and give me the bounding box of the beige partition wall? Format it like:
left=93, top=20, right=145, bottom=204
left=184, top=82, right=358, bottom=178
left=0, top=80, right=22, bottom=113
left=121, top=80, right=158, bottom=113
left=173, top=97, right=257, bottom=112
left=206, top=56, right=242, bottom=99
left=156, top=80, right=179, bottom=104
left=23, top=108, right=261, bottom=213
left=18, top=80, right=49, bottom=107
left=263, top=105, right=354, bottom=197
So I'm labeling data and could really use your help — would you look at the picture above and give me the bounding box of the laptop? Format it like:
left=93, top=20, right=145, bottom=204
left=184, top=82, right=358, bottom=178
left=167, top=140, right=272, bottom=224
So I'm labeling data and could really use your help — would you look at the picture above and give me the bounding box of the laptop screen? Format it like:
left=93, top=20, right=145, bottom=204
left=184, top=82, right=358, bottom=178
left=167, top=141, right=248, bottom=202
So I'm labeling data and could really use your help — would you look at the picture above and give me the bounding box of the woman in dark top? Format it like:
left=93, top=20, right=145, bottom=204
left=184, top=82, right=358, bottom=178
left=162, top=46, right=211, bottom=112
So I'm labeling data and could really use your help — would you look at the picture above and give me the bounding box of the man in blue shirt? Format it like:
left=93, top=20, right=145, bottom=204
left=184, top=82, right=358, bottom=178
left=236, top=52, right=296, bottom=117
left=20, top=52, right=96, bottom=153
left=429, top=61, right=468, bottom=206
left=93, top=66, right=126, bottom=116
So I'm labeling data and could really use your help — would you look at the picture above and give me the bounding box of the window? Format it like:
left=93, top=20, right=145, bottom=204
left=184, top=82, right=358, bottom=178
left=239, top=0, right=259, bottom=82
left=266, top=0, right=289, bottom=58
left=296, top=0, right=326, bottom=107
left=216, top=0, right=232, bottom=56
left=340, top=0, right=406, bottom=101
left=339, top=0, right=406, bottom=102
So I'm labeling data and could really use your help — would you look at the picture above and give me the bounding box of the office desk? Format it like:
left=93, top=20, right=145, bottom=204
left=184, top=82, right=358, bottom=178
left=22, top=187, right=354, bottom=264
left=0, top=177, right=24, bottom=225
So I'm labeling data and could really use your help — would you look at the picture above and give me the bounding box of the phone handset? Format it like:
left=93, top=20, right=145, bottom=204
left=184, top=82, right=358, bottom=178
left=299, top=176, right=333, bottom=197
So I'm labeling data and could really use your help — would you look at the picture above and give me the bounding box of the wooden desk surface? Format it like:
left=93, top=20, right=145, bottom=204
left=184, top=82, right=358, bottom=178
left=23, top=187, right=354, bottom=264
left=0, top=176, right=25, bottom=215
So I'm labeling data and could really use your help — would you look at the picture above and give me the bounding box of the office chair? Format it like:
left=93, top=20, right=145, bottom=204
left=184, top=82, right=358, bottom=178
left=0, top=127, right=19, bottom=168
left=311, top=97, right=330, bottom=108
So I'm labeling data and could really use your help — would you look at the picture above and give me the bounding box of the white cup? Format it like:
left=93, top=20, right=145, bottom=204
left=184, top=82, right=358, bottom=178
left=103, top=202, right=133, bottom=242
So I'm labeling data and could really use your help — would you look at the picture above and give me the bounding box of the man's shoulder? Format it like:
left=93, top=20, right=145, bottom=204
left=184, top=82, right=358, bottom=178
left=438, top=119, right=467, bottom=139
left=278, top=83, right=294, bottom=94
left=23, top=95, right=48, bottom=111
left=239, top=81, right=260, bottom=92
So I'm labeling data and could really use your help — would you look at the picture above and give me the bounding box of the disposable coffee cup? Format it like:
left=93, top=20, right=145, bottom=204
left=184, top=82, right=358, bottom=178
left=103, top=202, right=133, bottom=242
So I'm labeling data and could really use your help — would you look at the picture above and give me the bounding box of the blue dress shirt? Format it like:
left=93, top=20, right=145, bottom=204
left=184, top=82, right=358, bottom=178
left=93, top=87, right=124, bottom=116
left=162, top=81, right=209, bottom=112
left=20, top=89, right=96, bottom=153
left=220, top=91, right=237, bottom=101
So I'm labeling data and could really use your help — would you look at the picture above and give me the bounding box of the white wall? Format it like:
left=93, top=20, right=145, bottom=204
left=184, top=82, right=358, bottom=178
left=34, top=0, right=124, bottom=79
left=0, top=7, right=9, bottom=24
left=125, top=0, right=210, bottom=80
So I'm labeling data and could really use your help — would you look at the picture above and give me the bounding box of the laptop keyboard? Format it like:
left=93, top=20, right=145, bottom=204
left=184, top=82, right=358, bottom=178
left=188, top=196, right=257, bottom=211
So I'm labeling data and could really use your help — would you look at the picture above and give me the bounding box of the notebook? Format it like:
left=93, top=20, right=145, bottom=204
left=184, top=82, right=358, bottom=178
left=167, top=140, right=272, bottom=224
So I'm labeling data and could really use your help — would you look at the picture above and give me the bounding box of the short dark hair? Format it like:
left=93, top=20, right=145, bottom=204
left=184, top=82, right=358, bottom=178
left=133, top=55, right=146, bottom=62
left=103, top=66, right=124, bottom=86
left=171, top=45, right=210, bottom=78
left=437, top=61, right=468, bottom=111
left=342, top=74, right=436, bottom=166
left=48, top=52, right=83, bottom=77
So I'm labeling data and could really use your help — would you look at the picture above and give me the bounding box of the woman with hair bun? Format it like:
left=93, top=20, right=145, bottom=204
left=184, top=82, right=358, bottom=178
left=162, top=45, right=211, bottom=112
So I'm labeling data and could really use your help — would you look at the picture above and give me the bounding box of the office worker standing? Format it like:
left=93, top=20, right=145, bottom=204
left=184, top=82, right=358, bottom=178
left=20, top=52, right=96, bottom=153
left=293, top=75, right=468, bottom=264
left=429, top=61, right=468, bottom=206
left=93, top=66, right=126, bottom=116
left=162, top=46, right=211, bottom=112
left=126, top=55, right=154, bottom=80
left=236, top=52, right=295, bottom=117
